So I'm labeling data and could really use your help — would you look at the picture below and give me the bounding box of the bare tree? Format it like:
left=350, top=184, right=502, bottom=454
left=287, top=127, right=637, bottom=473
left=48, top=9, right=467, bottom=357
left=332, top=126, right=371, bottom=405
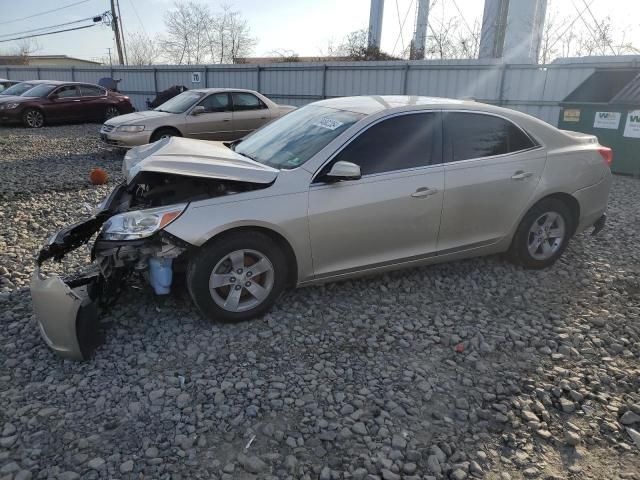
left=328, top=28, right=399, bottom=60
left=268, top=49, right=300, bottom=62
left=126, top=31, right=161, bottom=65
left=207, top=5, right=257, bottom=64
left=161, top=1, right=211, bottom=64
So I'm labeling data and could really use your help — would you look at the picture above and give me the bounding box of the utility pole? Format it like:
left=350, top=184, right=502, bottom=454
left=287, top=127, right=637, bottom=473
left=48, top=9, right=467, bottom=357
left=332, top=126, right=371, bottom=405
left=115, top=0, right=128, bottom=65
left=110, top=0, right=125, bottom=65
left=107, top=47, right=112, bottom=66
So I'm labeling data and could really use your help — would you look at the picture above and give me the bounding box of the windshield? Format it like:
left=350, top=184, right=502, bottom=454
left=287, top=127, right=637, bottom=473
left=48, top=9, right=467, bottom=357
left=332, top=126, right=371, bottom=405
left=155, top=91, right=203, bottom=113
left=235, top=105, right=364, bottom=169
left=1, top=82, right=36, bottom=96
left=20, top=84, right=56, bottom=97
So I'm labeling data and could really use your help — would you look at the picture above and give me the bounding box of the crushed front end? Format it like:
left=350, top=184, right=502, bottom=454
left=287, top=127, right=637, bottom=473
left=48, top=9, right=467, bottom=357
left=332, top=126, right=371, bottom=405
left=31, top=182, right=190, bottom=360
left=31, top=138, right=277, bottom=360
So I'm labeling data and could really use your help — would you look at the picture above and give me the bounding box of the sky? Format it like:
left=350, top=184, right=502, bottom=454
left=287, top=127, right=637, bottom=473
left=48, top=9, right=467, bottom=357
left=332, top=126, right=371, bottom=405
left=0, top=0, right=638, bottom=62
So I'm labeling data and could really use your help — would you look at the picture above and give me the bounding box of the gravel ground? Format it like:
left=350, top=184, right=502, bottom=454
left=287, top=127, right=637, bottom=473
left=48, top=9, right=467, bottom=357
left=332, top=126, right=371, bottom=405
left=0, top=124, right=639, bottom=480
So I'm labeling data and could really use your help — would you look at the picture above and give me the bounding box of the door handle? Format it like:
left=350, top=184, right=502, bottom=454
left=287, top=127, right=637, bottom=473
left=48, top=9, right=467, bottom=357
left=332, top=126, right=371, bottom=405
left=73, top=99, right=81, bottom=102
left=222, top=119, right=231, bottom=122
left=411, top=187, right=438, bottom=198
left=511, top=171, right=532, bottom=180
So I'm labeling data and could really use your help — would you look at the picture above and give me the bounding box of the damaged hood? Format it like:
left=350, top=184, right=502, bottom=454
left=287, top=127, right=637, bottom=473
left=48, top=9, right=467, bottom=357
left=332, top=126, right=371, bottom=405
left=105, top=110, right=173, bottom=126
left=123, top=137, right=279, bottom=184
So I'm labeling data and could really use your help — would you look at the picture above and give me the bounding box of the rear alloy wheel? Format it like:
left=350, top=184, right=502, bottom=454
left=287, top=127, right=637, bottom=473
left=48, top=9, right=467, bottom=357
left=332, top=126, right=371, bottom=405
left=23, top=108, right=44, bottom=128
left=187, top=231, right=288, bottom=323
left=508, top=198, right=573, bottom=269
left=104, top=106, right=120, bottom=120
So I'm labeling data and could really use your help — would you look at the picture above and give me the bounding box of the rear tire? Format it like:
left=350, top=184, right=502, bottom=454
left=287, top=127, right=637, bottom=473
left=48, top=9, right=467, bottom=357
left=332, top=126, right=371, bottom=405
left=187, top=231, right=288, bottom=323
left=508, top=198, right=574, bottom=269
left=22, top=108, right=44, bottom=128
left=150, top=127, right=181, bottom=142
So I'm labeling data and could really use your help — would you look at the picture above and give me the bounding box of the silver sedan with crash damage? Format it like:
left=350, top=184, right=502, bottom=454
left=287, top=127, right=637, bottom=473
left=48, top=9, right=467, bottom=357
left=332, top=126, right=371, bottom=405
left=31, top=95, right=612, bottom=360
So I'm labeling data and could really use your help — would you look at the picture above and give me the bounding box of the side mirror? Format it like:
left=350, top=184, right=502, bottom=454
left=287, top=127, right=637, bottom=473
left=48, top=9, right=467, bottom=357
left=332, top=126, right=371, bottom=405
left=49, top=93, right=58, bottom=100
left=325, top=161, right=361, bottom=182
left=191, top=105, right=205, bottom=116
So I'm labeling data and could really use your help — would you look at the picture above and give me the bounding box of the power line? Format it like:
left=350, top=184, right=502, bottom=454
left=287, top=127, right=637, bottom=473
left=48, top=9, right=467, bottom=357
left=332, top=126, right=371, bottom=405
left=0, top=23, right=99, bottom=44
left=0, top=15, right=102, bottom=39
left=394, top=0, right=406, bottom=54
left=451, top=0, right=476, bottom=37
left=127, top=0, right=148, bottom=38
left=580, top=0, right=618, bottom=55
left=0, top=0, right=92, bottom=26
left=392, top=0, right=415, bottom=56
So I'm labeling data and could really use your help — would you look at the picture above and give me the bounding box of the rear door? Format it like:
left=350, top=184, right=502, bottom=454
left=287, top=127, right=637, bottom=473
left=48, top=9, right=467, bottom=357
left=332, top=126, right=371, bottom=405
left=183, top=92, right=234, bottom=140
left=42, top=85, right=83, bottom=122
left=438, top=111, right=546, bottom=252
left=231, top=92, right=271, bottom=137
left=308, top=112, right=444, bottom=278
left=78, top=84, right=108, bottom=121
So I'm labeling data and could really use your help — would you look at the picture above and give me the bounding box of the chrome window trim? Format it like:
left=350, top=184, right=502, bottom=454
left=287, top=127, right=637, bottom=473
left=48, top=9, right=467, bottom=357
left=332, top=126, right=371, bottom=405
left=311, top=109, right=442, bottom=184
left=442, top=109, right=544, bottom=166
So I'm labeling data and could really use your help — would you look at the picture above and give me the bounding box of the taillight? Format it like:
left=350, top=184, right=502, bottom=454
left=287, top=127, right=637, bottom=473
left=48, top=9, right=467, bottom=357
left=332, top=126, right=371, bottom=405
left=598, top=147, right=613, bottom=167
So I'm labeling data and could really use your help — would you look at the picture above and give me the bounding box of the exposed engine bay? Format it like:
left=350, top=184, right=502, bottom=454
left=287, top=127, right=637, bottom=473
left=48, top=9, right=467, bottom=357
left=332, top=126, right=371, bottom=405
left=32, top=171, right=271, bottom=360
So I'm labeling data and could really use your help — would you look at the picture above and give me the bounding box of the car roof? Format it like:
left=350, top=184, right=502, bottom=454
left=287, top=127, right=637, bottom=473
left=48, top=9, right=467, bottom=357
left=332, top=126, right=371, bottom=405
left=12, top=80, right=101, bottom=86
left=189, top=87, right=259, bottom=94
left=312, top=95, right=476, bottom=115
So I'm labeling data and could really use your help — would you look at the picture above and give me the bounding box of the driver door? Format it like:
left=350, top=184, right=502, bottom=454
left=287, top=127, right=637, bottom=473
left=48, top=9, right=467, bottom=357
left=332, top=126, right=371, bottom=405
left=183, top=92, right=234, bottom=140
left=308, top=112, right=444, bottom=279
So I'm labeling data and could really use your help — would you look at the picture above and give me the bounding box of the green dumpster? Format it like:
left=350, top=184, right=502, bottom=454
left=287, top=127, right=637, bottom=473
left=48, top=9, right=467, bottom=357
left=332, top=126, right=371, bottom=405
left=557, top=69, right=640, bottom=176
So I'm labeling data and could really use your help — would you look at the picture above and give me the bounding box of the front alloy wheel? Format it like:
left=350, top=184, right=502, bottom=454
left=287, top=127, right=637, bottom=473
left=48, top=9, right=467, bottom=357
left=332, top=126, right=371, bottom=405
left=209, top=249, right=275, bottom=312
left=187, top=231, right=288, bottom=322
left=23, top=109, right=44, bottom=128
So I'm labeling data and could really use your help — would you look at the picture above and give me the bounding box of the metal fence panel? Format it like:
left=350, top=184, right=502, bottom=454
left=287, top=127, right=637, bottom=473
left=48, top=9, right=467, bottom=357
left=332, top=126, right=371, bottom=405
left=2, top=58, right=639, bottom=126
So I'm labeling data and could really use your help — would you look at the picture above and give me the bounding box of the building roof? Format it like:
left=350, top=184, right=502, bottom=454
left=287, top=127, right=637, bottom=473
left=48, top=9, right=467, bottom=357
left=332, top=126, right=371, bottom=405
left=0, top=55, right=100, bottom=66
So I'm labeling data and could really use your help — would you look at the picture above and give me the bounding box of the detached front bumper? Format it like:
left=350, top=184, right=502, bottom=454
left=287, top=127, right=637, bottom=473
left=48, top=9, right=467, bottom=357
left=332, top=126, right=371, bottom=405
left=31, top=267, right=101, bottom=361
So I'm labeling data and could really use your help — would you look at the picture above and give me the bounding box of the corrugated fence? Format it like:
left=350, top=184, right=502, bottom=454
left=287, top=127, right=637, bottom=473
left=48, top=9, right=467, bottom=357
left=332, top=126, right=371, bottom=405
left=2, top=57, right=639, bottom=126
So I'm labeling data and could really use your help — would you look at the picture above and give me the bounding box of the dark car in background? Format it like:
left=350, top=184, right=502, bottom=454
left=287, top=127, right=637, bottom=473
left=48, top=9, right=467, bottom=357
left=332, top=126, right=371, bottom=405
left=0, top=79, right=20, bottom=94
left=0, top=80, right=135, bottom=128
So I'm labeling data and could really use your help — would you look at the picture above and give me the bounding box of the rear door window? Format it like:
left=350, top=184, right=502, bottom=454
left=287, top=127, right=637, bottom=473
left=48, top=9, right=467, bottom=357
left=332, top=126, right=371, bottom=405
left=79, top=85, right=106, bottom=97
left=443, top=112, right=536, bottom=162
left=232, top=92, right=267, bottom=111
left=326, top=112, right=442, bottom=176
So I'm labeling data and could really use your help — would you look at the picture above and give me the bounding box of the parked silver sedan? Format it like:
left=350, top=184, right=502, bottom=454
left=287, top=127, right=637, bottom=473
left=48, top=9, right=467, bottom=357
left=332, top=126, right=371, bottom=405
left=32, top=96, right=611, bottom=359
left=100, top=88, right=295, bottom=147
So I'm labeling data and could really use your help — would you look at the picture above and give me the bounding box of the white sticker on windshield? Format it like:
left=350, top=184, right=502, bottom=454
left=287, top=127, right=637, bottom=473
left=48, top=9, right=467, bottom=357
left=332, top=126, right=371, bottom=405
left=313, top=118, right=344, bottom=130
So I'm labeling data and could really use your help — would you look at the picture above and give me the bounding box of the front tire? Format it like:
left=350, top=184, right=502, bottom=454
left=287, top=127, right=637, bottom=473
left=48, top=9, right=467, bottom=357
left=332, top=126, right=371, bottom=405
left=508, top=198, right=574, bottom=269
left=22, top=108, right=44, bottom=128
left=187, top=231, right=288, bottom=323
left=150, top=127, right=181, bottom=142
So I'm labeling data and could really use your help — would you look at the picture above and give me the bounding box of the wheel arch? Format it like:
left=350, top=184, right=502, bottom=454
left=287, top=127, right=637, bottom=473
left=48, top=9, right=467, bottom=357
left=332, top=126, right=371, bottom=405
left=150, top=125, right=183, bottom=141
left=197, top=225, right=299, bottom=287
left=509, top=191, right=581, bottom=249
left=531, top=192, right=580, bottom=234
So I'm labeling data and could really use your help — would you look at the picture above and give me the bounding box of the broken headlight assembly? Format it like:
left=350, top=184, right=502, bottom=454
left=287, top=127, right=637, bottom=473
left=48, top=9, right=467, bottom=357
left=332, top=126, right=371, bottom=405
left=101, top=204, right=187, bottom=241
